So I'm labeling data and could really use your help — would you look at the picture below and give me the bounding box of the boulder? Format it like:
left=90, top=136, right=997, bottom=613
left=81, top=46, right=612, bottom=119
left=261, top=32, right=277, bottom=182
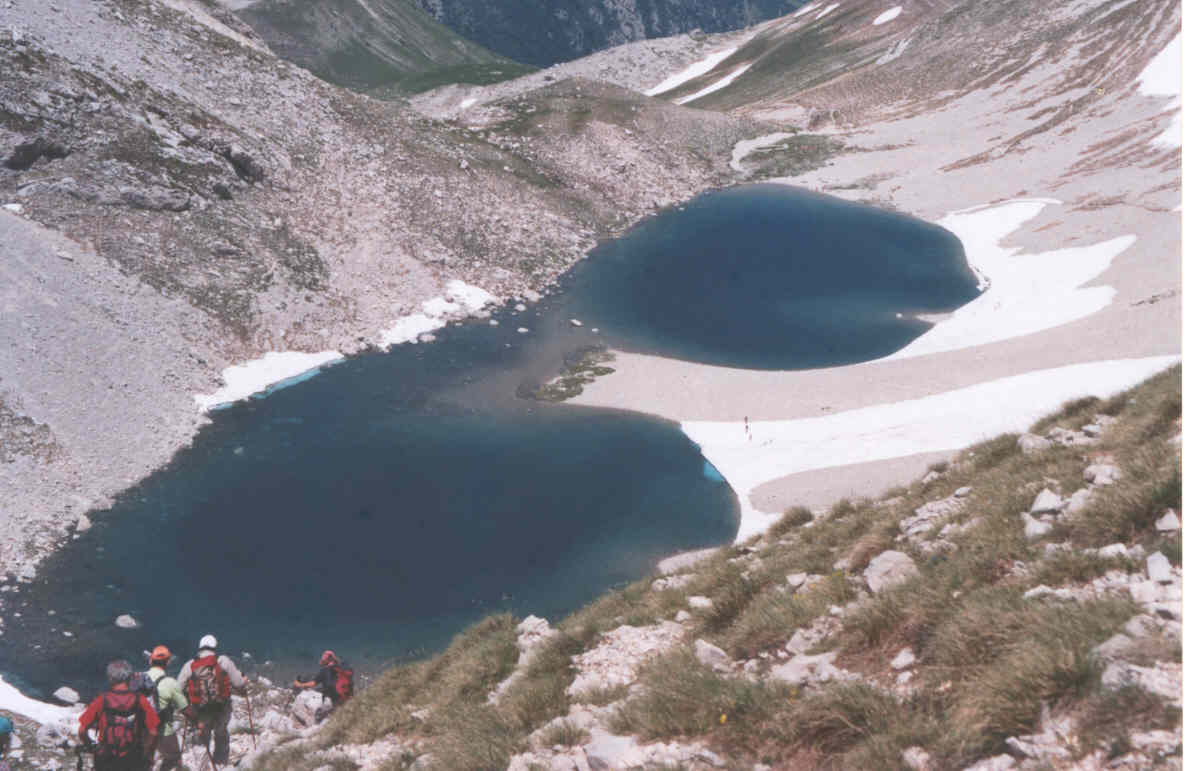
left=1030, top=489, right=1064, bottom=514
left=75, top=514, right=92, bottom=533
left=291, top=690, right=327, bottom=727
left=687, top=596, right=713, bottom=610
left=52, top=686, right=80, bottom=704
left=693, top=639, right=731, bottom=671
left=1146, top=552, right=1174, bottom=584
left=583, top=729, right=645, bottom=770
left=1155, top=510, right=1181, bottom=532
left=891, top=648, right=916, bottom=670
left=768, top=651, right=855, bottom=687
left=1017, top=434, right=1053, bottom=454
left=1020, top=512, right=1052, bottom=540
left=954, top=486, right=972, bottom=498
left=1101, top=661, right=1182, bottom=705
left=1065, top=488, right=1093, bottom=514
left=785, top=572, right=808, bottom=591
left=114, top=614, right=139, bottom=629
left=863, top=551, right=918, bottom=593
left=902, top=747, right=932, bottom=770
left=1084, top=463, right=1121, bottom=486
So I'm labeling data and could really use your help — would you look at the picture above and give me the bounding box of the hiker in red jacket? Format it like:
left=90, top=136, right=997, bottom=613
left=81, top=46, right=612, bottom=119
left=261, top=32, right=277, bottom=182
left=78, top=660, right=160, bottom=771
left=292, top=650, right=354, bottom=719
left=176, top=634, right=247, bottom=766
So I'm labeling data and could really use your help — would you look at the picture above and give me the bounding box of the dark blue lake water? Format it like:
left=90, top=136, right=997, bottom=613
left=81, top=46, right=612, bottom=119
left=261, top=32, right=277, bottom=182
left=0, top=185, right=978, bottom=696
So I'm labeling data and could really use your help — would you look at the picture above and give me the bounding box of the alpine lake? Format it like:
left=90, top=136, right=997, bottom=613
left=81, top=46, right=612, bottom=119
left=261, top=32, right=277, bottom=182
left=0, top=185, right=979, bottom=695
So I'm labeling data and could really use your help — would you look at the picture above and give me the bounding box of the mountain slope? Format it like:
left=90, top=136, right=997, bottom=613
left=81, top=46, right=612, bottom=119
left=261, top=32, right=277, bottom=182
left=233, top=0, right=534, bottom=94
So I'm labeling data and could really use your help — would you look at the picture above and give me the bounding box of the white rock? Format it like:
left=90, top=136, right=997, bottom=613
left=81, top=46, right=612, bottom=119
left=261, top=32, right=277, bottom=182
left=36, top=721, right=71, bottom=748
left=896, top=671, right=913, bottom=684
left=1030, top=489, right=1064, bottom=514
left=1017, top=434, right=1054, bottom=454
left=583, top=729, right=644, bottom=770
left=674, top=610, right=692, bottom=623
left=1081, top=423, right=1103, bottom=438
left=785, top=572, right=808, bottom=591
left=863, top=551, right=919, bottom=593
left=75, top=514, right=92, bottom=533
left=1146, top=552, right=1174, bottom=584
left=1096, top=543, right=1129, bottom=559
left=891, top=648, right=916, bottom=670
left=52, top=686, right=79, bottom=704
left=768, top=651, right=855, bottom=686
left=291, top=690, right=327, bottom=727
left=1065, top=488, right=1094, bottom=514
left=954, top=486, right=972, bottom=498
left=1023, top=585, right=1075, bottom=601
left=652, top=575, right=694, bottom=592
left=1155, top=510, right=1181, bottom=532
left=962, top=755, right=1016, bottom=771
left=1129, top=729, right=1181, bottom=753
left=657, top=548, right=717, bottom=575
left=687, top=596, right=713, bottom=610
left=902, top=746, right=932, bottom=770
left=114, top=614, right=139, bottom=629
left=569, top=319, right=583, bottom=327
left=1092, top=634, right=1132, bottom=660
left=1101, top=661, right=1183, bottom=705
left=693, top=639, right=731, bottom=671
left=1020, top=512, right=1052, bottom=539
left=517, top=327, right=530, bottom=334
left=1084, top=463, right=1121, bottom=486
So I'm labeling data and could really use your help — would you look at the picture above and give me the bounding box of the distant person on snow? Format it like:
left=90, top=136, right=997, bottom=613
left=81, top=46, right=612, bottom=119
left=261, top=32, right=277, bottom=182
left=78, top=659, right=160, bottom=771
left=292, top=650, right=354, bottom=719
left=144, top=646, right=188, bottom=771
left=0, top=715, right=13, bottom=771
left=176, top=635, right=247, bottom=766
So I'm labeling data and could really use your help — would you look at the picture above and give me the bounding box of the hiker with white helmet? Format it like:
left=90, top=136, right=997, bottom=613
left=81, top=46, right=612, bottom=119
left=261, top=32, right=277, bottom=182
left=175, top=635, right=247, bottom=766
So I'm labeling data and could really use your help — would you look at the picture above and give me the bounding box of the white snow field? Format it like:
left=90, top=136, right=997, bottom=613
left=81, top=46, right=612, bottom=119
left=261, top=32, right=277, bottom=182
left=674, top=63, right=753, bottom=105
left=873, top=6, right=903, bottom=25
left=1137, top=32, right=1181, bottom=148
left=645, top=47, right=739, bottom=96
left=193, top=350, right=344, bottom=412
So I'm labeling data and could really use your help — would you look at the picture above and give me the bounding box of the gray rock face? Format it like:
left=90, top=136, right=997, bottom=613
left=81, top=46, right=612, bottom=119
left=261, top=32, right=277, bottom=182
left=117, top=185, right=190, bottom=212
left=863, top=551, right=919, bottom=593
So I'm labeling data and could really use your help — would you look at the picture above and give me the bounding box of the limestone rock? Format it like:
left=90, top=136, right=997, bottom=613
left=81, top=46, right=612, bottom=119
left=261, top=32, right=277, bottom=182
left=1101, top=660, right=1182, bottom=705
left=657, top=548, right=716, bottom=575
left=1096, top=543, right=1129, bottom=559
left=652, top=575, right=694, bottom=592
left=768, top=650, right=855, bottom=687
left=785, top=572, right=808, bottom=591
left=693, top=639, right=731, bottom=671
left=1146, top=552, right=1174, bottom=584
left=863, top=551, right=918, bottom=593
left=1091, top=633, right=1132, bottom=661
left=583, top=729, right=645, bottom=770
left=954, top=486, right=972, bottom=498
left=902, top=746, right=932, bottom=770
left=114, top=614, right=139, bottom=629
left=1030, top=489, right=1064, bottom=514
left=784, top=616, right=840, bottom=655
left=75, top=514, right=92, bottom=533
left=1020, top=512, right=1052, bottom=539
left=675, top=610, right=692, bottom=623
left=52, top=686, right=79, bottom=704
left=1065, top=488, right=1093, bottom=514
left=1017, top=434, right=1053, bottom=454
left=567, top=622, right=685, bottom=697
left=291, top=689, right=327, bottom=727
left=1155, top=510, right=1181, bottom=532
left=36, top=720, right=72, bottom=748
left=1084, top=463, right=1121, bottom=486
left=891, top=648, right=916, bottom=670
left=962, top=755, right=1015, bottom=771
left=687, top=596, right=713, bottom=610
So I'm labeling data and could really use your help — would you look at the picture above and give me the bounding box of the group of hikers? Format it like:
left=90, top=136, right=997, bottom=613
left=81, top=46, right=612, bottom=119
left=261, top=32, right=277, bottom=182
left=27, top=635, right=356, bottom=770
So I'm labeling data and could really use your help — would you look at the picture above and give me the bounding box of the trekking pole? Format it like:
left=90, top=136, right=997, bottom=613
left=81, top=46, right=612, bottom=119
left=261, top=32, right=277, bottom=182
left=245, top=688, right=259, bottom=750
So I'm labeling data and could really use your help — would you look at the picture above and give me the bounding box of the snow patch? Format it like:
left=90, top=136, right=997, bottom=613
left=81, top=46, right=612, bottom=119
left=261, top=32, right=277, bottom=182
left=816, top=3, right=840, bottom=20
left=877, top=37, right=912, bottom=65
left=1137, top=33, right=1181, bottom=149
left=0, top=674, right=81, bottom=727
left=459, top=97, right=477, bottom=109
left=684, top=356, right=1179, bottom=542
left=873, top=6, right=903, bottom=25
left=194, top=351, right=344, bottom=412
left=646, top=47, right=738, bottom=96
left=379, top=279, right=497, bottom=348
left=730, top=132, right=795, bottom=172
left=674, top=63, right=753, bottom=105
left=794, top=2, right=822, bottom=17
left=887, top=199, right=1133, bottom=360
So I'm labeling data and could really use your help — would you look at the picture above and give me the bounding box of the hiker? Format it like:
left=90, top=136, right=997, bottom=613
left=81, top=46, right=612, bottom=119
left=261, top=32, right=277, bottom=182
left=176, top=634, right=247, bottom=766
left=0, top=715, right=13, bottom=771
left=292, top=650, right=354, bottom=718
left=78, top=660, right=160, bottom=771
left=144, top=646, right=188, bottom=771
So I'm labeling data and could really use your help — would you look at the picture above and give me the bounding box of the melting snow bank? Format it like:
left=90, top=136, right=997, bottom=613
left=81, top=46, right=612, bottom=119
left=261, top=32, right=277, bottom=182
left=0, top=674, right=80, bottom=727
left=730, top=132, right=796, bottom=172
left=873, top=6, right=903, bottom=25
left=684, top=356, right=1179, bottom=542
left=1137, top=32, right=1181, bottom=149
left=194, top=350, right=344, bottom=412
left=379, top=279, right=497, bottom=347
left=888, top=198, right=1133, bottom=360
left=645, top=48, right=738, bottom=96
left=674, top=63, right=753, bottom=105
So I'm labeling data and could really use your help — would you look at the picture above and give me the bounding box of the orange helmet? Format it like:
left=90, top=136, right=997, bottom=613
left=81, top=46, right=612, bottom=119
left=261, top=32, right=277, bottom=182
left=150, top=645, right=172, bottom=664
left=320, top=650, right=338, bottom=666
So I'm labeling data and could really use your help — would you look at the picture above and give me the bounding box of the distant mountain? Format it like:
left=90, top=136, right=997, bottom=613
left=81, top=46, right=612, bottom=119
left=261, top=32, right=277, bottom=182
left=412, top=0, right=809, bottom=66
left=234, top=0, right=534, bottom=93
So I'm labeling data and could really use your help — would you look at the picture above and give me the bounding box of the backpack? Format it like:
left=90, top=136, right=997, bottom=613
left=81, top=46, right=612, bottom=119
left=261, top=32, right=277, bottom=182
left=97, top=690, right=146, bottom=759
left=139, top=671, right=175, bottom=724
left=185, top=654, right=231, bottom=710
left=331, top=664, right=353, bottom=703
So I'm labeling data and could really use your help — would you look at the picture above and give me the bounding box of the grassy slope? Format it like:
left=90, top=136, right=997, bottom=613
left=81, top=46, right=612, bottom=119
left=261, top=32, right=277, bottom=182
left=254, top=365, right=1181, bottom=770
left=237, top=0, right=534, bottom=94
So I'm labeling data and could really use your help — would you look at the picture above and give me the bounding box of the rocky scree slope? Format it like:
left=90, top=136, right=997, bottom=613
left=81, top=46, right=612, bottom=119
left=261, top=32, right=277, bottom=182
left=0, top=0, right=760, bottom=579
left=193, top=365, right=1182, bottom=771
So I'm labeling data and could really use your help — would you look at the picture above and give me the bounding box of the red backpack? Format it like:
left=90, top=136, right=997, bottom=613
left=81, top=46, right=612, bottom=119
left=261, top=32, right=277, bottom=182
left=331, top=664, right=353, bottom=703
left=97, top=690, right=146, bottom=759
left=185, top=654, right=232, bottom=710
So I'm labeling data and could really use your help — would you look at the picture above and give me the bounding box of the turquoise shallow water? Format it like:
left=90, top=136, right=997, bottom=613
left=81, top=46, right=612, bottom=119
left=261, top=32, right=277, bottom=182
left=0, top=185, right=977, bottom=695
